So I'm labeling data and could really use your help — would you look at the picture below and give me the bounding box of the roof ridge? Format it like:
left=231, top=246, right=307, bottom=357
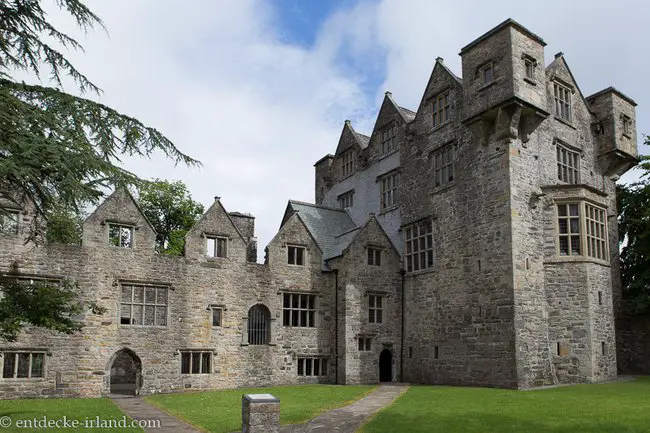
left=288, top=200, right=347, bottom=212
left=334, top=226, right=360, bottom=238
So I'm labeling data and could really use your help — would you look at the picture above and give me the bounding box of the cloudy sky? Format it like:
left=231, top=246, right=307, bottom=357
left=40, top=0, right=649, bottom=261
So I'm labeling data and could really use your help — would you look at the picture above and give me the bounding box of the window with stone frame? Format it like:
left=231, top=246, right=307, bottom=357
left=358, top=337, right=372, bottom=351
left=585, top=203, right=608, bottom=261
left=297, top=357, right=327, bottom=376
left=282, top=293, right=316, bottom=328
left=380, top=172, right=399, bottom=210
left=0, top=209, right=19, bottom=235
left=554, top=82, right=572, bottom=122
left=108, top=223, right=133, bottom=248
left=2, top=351, right=45, bottom=379
left=405, top=219, right=434, bottom=272
left=211, top=307, right=223, bottom=327
left=120, top=284, right=168, bottom=326
left=556, top=143, right=580, bottom=184
left=557, top=202, right=608, bottom=260
left=525, top=57, right=536, bottom=80
left=432, top=144, right=456, bottom=188
left=341, top=150, right=355, bottom=178
left=287, top=245, right=305, bottom=266
left=367, top=247, right=381, bottom=266
left=380, top=124, right=397, bottom=155
left=432, top=91, right=451, bottom=128
left=481, top=62, right=494, bottom=85
left=338, top=190, right=354, bottom=209
left=368, top=294, right=383, bottom=324
left=180, top=351, right=212, bottom=374
left=206, top=236, right=227, bottom=258
left=247, top=304, right=271, bottom=345
left=622, top=115, right=632, bottom=137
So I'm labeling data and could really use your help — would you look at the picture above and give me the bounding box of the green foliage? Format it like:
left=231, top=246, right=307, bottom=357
left=137, top=179, right=204, bottom=255
left=618, top=139, right=650, bottom=314
left=0, top=276, right=106, bottom=342
left=0, top=0, right=200, bottom=238
left=45, top=203, right=83, bottom=245
left=146, top=385, right=375, bottom=432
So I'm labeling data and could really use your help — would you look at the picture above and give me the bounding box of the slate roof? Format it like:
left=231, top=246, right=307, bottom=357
left=355, top=132, right=370, bottom=149
left=398, top=106, right=416, bottom=122
left=284, top=201, right=357, bottom=261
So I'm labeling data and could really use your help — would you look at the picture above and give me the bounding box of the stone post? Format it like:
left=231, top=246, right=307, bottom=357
left=242, top=393, right=280, bottom=433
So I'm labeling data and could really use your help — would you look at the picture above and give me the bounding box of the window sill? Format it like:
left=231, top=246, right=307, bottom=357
left=523, top=77, right=537, bottom=86
left=378, top=149, right=399, bottom=161
left=544, top=257, right=610, bottom=267
left=181, top=373, right=213, bottom=376
left=379, top=205, right=400, bottom=215
left=431, top=182, right=455, bottom=195
left=206, top=256, right=228, bottom=261
left=431, top=121, right=451, bottom=133
left=623, top=133, right=632, bottom=139
left=554, top=116, right=576, bottom=129
left=0, top=377, right=46, bottom=381
left=478, top=80, right=497, bottom=92
left=404, top=267, right=436, bottom=277
left=119, top=324, right=168, bottom=329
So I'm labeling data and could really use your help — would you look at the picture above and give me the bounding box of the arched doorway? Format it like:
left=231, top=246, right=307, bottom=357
left=108, top=348, right=142, bottom=396
left=379, top=349, right=392, bottom=382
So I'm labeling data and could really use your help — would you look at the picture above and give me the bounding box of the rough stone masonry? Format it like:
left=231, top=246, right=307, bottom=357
left=0, top=18, right=642, bottom=399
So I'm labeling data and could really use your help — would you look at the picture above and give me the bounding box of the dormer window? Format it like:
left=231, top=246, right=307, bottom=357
left=432, top=91, right=451, bottom=129
left=481, top=62, right=494, bottom=85
left=0, top=210, right=19, bottom=235
left=108, top=224, right=133, bottom=248
left=341, top=150, right=355, bottom=178
left=380, top=124, right=397, bottom=155
left=206, top=236, right=227, bottom=258
left=554, top=82, right=572, bottom=122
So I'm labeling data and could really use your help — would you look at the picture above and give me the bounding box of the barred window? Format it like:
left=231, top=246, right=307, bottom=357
left=433, top=145, right=455, bottom=188
left=338, top=191, right=354, bottom=209
left=287, top=246, right=305, bottom=266
left=283, top=293, right=315, bottom=327
left=405, top=219, right=434, bottom=272
left=247, top=304, right=270, bottom=345
left=554, top=82, right=572, bottom=122
left=0, top=210, right=19, bottom=235
left=206, top=236, right=227, bottom=258
left=557, top=203, right=581, bottom=256
left=586, top=204, right=608, bottom=260
left=367, top=248, right=381, bottom=266
left=108, top=224, right=133, bottom=248
left=358, top=337, right=372, bottom=351
left=2, top=352, right=44, bottom=379
left=297, top=357, right=327, bottom=376
left=180, top=351, right=212, bottom=374
left=120, top=285, right=168, bottom=326
left=432, top=92, right=451, bottom=128
left=369, top=294, right=383, bottom=324
left=381, top=125, right=397, bottom=155
left=380, top=173, right=399, bottom=209
left=557, top=144, right=579, bottom=184
left=341, top=150, right=355, bottom=178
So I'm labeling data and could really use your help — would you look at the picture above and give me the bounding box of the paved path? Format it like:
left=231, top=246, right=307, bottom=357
left=280, top=384, right=409, bottom=433
left=111, top=395, right=200, bottom=433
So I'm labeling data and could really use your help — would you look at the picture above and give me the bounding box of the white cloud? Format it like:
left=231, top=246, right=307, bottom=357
left=38, top=0, right=649, bottom=259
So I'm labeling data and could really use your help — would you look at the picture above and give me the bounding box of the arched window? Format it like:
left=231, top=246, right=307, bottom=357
left=247, top=304, right=270, bottom=345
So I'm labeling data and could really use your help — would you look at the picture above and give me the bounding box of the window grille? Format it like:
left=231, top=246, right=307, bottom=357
left=247, top=304, right=271, bottom=345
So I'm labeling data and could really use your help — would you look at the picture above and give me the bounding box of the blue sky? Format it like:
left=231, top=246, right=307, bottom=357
left=39, top=0, right=650, bottom=260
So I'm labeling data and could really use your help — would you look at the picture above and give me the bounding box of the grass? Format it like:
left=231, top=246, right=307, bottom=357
left=0, top=398, right=142, bottom=432
left=361, top=377, right=650, bottom=433
left=146, top=384, right=376, bottom=432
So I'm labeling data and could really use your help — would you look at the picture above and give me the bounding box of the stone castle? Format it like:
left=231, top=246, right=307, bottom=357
left=0, top=19, right=641, bottom=399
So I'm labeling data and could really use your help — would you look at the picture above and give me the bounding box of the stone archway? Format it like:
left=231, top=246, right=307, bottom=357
left=108, top=348, right=142, bottom=396
left=379, top=349, right=392, bottom=382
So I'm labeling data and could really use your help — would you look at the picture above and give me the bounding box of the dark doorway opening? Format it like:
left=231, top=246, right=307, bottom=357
left=379, top=349, right=392, bottom=382
left=109, top=348, right=142, bottom=396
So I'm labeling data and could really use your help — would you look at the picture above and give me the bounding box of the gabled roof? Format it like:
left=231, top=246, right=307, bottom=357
left=281, top=200, right=356, bottom=261
left=84, top=188, right=157, bottom=234
left=398, top=105, right=416, bottom=122
left=355, top=132, right=370, bottom=148
left=186, top=198, right=247, bottom=244
left=415, top=58, right=463, bottom=116
left=546, top=54, right=593, bottom=115
left=334, top=121, right=368, bottom=155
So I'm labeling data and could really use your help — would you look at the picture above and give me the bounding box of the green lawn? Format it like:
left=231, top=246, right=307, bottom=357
left=146, top=384, right=375, bottom=432
left=0, top=398, right=142, bottom=432
left=361, top=377, right=650, bottom=433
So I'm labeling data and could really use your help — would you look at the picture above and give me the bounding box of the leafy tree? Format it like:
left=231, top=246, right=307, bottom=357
left=45, top=202, right=83, bottom=245
left=0, top=1, right=199, bottom=339
left=137, top=179, right=204, bottom=255
left=618, top=138, right=650, bottom=314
